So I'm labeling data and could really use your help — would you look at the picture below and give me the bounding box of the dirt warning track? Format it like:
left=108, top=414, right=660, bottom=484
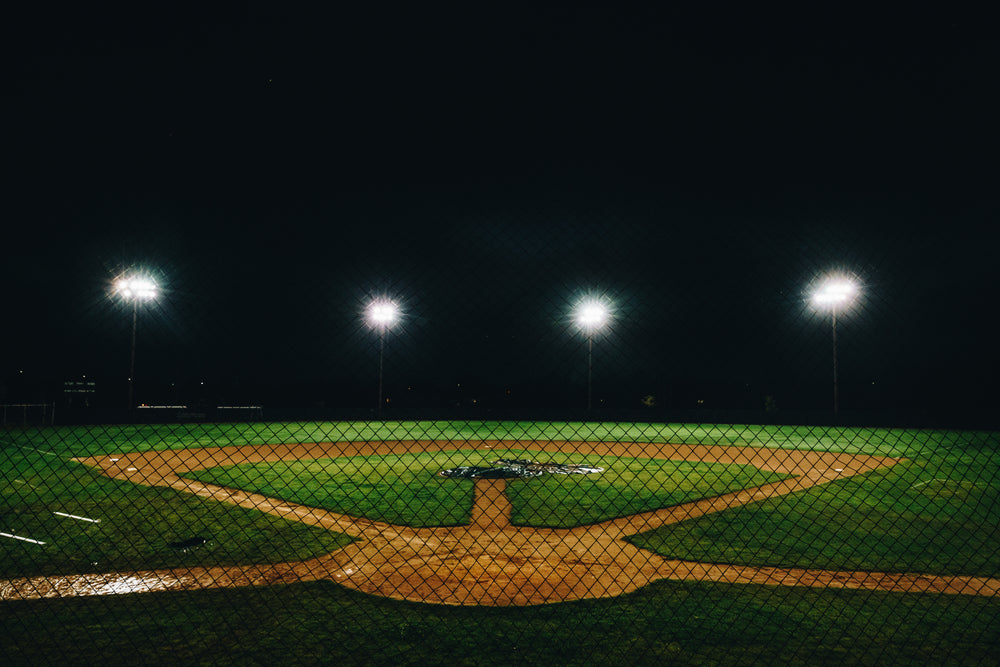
left=5, top=440, right=999, bottom=605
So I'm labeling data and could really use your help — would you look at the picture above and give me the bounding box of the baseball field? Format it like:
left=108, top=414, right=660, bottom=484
left=2, top=420, right=999, bottom=664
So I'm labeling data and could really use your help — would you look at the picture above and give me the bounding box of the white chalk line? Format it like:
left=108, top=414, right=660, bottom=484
left=911, top=478, right=953, bottom=489
left=19, top=446, right=59, bottom=457
left=53, top=511, right=101, bottom=523
left=1, top=572, right=197, bottom=599
left=908, top=478, right=985, bottom=491
left=1, top=532, right=46, bottom=545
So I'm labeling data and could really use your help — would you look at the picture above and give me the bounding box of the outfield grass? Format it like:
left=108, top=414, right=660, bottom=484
left=4, top=419, right=993, bottom=459
left=4, top=579, right=999, bottom=665
left=182, top=449, right=790, bottom=528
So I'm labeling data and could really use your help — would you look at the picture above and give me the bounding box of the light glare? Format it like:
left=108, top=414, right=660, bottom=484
left=813, top=277, right=858, bottom=308
left=575, top=298, right=610, bottom=330
left=115, top=276, right=158, bottom=301
left=367, top=299, right=399, bottom=327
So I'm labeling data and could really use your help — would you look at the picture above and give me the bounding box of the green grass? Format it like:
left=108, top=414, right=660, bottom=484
left=2, top=420, right=999, bottom=663
left=0, top=447, right=353, bottom=579
left=3, top=579, right=999, bottom=665
left=184, top=450, right=481, bottom=528
left=630, top=438, right=1000, bottom=577
left=3, top=420, right=994, bottom=459
left=503, top=450, right=789, bottom=527
left=2, top=421, right=998, bottom=579
left=182, top=449, right=790, bottom=528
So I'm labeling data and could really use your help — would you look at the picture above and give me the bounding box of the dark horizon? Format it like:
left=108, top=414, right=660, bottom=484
left=4, top=6, right=997, bottom=425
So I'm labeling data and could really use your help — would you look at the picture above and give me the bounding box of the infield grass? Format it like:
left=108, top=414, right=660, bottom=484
left=182, top=449, right=790, bottom=528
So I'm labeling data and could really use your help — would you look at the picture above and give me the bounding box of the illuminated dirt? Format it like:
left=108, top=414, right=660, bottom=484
left=4, top=440, right=999, bottom=605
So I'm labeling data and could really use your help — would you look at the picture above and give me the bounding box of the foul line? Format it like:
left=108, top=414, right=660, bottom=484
left=1, top=532, right=46, bottom=545
left=17, top=446, right=58, bottom=457
left=53, top=512, right=101, bottom=523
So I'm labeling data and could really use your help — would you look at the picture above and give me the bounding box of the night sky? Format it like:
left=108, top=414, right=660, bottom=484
left=3, top=6, right=997, bottom=422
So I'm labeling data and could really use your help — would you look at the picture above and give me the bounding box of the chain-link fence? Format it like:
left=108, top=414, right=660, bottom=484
left=2, top=215, right=999, bottom=665
left=5, top=5, right=999, bottom=663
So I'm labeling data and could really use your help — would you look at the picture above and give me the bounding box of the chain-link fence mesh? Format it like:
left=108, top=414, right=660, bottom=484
left=5, top=5, right=999, bottom=664
left=3, top=214, right=998, bottom=665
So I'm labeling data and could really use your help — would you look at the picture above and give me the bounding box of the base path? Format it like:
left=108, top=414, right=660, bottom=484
left=6, top=440, right=1000, bottom=605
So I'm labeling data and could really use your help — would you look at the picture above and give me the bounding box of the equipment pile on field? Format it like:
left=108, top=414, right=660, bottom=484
left=438, top=458, right=604, bottom=479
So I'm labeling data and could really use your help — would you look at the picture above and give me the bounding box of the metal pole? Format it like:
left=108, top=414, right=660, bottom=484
left=128, top=299, right=138, bottom=411
left=377, top=326, right=385, bottom=419
left=587, top=331, right=593, bottom=412
left=832, top=306, right=839, bottom=416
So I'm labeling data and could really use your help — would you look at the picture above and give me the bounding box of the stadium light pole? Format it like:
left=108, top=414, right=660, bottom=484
left=366, top=299, right=399, bottom=419
left=575, top=298, right=610, bottom=412
left=114, top=275, right=158, bottom=411
left=811, top=276, right=859, bottom=416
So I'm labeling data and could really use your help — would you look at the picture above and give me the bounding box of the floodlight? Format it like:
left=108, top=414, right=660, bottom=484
left=366, top=297, right=401, bottom=418
left=367, top=299, right=399, bottom=328
left=371, top=304, right=398, bottom=325
left=573, top=295, right=613, bottom=411
left=810, top=274, right=861, bottom=416
left=575, top=298, right=610, bottom=330
left=116, top=276, right=158, bottom=301
left=114, top=272, right=160, bottom=411
left=812, top=278, right=857, bottom=308
left=577, top=304, right=608, bottom=328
